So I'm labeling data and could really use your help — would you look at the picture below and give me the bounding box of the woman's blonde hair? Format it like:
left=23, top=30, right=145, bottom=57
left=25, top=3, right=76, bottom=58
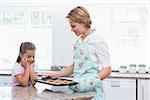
left=66, top=6, right=92, bottom=28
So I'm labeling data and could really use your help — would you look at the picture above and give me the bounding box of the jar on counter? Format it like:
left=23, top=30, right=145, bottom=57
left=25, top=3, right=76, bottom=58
left=119, top=65, right=127, bottom=73
left=148, top=66, right=150, bottom=73
left=138, top=64, right=146, bottom=74
left=129, top=64, right=137, bottom=73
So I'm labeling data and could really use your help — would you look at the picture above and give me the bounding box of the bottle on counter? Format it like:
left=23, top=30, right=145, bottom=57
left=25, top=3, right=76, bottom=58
left=138, top=64, right=146, bottom=74
left=51, top=65, right=62, bottom=71
left=51, top=65, right=66, bottom=71
left=148, top=66, right=150, bottom=73
left=129, top=64, right=137, bottom=73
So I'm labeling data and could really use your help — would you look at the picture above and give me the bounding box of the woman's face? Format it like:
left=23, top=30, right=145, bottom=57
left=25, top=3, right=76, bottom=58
left=22, top=50, right=35, bottom=65
left=69, top=21, right=86, bottom=37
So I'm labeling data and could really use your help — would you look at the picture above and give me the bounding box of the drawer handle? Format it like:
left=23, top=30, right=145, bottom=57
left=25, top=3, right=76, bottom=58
left=111, top=81, right=120, bottom=87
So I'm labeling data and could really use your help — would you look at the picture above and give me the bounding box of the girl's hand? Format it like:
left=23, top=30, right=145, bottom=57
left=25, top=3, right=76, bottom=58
left=21, top=56, right=29, bottom=69
left=30, top=62, right=35, bottom=68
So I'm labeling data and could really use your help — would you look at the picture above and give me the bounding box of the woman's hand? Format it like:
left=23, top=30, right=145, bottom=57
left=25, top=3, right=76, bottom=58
left=42, top=72, right=61, bottom=78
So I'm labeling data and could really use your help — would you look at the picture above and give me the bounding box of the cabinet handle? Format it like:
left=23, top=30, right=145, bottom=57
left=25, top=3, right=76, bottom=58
left=142, top=86, right=144, bottom=100
left=111, top=81, right=120, bottom=87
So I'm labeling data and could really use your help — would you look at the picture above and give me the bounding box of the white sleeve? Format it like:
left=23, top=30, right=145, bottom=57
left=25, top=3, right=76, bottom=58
left=96, top=41, right=111, bottom=68
left=11, top=65, right=22, bottom=76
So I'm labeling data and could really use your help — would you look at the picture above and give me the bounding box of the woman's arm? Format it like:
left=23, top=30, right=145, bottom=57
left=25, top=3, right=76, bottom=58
left=43, top=63, right=74, bottom=78
left=95, top=40, right=112, bottom=80
left=98, top=66, right=112, bottom=80
left=58, top=63, right=74, bottom=77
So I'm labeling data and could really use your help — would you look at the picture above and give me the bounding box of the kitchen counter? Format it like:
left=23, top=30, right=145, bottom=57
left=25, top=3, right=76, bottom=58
left=0, top=86, right=94, bottom=100
left=1, top=69, right=150, bottom=79
left=109, top=72, right=150, bottom=79
left=1, top=70, right=150, bottom=100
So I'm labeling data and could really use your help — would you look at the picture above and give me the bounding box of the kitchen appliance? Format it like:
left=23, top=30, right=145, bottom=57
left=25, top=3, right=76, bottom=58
left=138, top=64, right=146, bottom=73
left=129, top=64, right=137, bottom=73
left=119, top=65, right=127, bottom=73
left=51, top=65, right=66, bottom=71
left=148, top=66, right=150, bottom=73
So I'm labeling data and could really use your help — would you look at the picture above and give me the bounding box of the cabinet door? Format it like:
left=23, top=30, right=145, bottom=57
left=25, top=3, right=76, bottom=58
left=0, top=76, right=11, bottom=86
left=103, top=78, right=136, bottom=100
left=138, top=80, right=150, bottom=100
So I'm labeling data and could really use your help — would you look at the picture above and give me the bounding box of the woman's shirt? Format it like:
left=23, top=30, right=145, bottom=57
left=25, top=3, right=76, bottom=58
left=10, top=62, right=38, bottom=86
left=75, top=29, right=111, bottom=70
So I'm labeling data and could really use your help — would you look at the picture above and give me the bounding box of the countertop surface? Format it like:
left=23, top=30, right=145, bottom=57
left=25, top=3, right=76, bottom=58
left=0, top=86, right=94, bottom=100
left=0, top=70, right=150, bottom=100
left=1, top=70, right=150, bottom=79
left=109, top=72, right=150, bottom=79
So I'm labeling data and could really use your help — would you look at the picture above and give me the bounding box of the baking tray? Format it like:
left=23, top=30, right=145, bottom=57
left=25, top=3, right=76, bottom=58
left=35, top=77, right=78, bottom=86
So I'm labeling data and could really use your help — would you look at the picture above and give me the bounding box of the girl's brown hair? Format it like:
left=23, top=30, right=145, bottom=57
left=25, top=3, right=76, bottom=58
left=16, top=42, right=36, bottom=63
left=66, top=6, right=92, bottom=28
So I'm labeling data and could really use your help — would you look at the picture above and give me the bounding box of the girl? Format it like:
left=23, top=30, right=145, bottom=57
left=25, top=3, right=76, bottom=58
left=11, top=42, right=38, bottom=86
left=43, top=6, right=111, bottom=100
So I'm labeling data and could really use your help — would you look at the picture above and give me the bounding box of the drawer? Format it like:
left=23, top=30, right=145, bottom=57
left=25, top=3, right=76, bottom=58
left=103, top=78, right=136, bottom=100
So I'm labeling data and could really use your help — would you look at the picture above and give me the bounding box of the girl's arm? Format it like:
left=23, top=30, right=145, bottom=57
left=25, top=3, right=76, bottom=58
left=15, top=67, right=30, bottom=86
left=29, top=63, right=37, bottom=86
left=98, top=66, right=112, bottom=80
left=15, top=57, right=30, bottom=86
left=29, top=66, right=37, bottom=86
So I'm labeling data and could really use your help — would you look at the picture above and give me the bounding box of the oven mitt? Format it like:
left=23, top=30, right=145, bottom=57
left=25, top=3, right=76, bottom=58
left=69, top=76, right=105, bottom=100
left=69, top=76, right=101, bottom=92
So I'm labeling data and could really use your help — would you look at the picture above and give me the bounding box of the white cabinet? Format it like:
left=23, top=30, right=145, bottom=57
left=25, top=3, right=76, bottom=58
left=103, top=78, right=136, bottom=100
left=138, top=80, right=150, bottom=100
left=0, top=75, right=11, bottom=86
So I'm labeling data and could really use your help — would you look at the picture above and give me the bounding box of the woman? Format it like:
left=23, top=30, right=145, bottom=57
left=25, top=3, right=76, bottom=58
left=44, top=6, right=111, bottom=100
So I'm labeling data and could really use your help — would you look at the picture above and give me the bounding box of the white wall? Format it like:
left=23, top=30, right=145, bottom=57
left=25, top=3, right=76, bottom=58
left=0, top=0, right=149, bottom=70
left=51, top=2, right=150, bottom=70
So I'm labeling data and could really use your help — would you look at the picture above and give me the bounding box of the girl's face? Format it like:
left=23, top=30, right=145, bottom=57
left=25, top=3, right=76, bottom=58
left=22, top=50, right=35, bottom=65
left=69, top=21, right=87, bottom=37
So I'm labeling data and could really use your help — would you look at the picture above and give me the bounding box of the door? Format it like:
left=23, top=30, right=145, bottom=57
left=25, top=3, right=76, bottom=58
left=103, top=78, right=136, bottom=100
left=138, top=79, right=150, bottom=100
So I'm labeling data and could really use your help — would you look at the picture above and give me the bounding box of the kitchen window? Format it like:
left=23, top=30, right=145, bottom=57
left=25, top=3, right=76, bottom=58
left=0, top=5, right=52, bottom=70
